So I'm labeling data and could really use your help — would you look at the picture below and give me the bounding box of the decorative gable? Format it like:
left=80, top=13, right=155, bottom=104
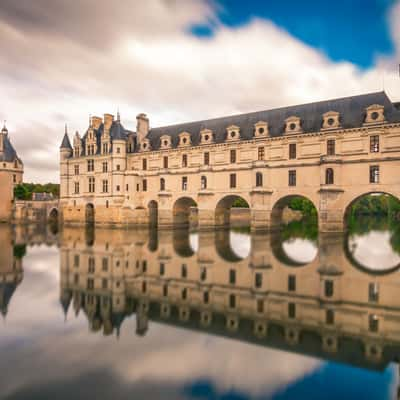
left=322, top=111, right=340, bottom=130
left=365, top=104, right=385, bottom=124
left=160, top=134, right=172, bottom=149
left=200, top=128, right=214, bottom=144
left=226, top=125, right=240, bottom=141
left=285, top=116, right=302, bottom=134
left=140, top=137, right=151, bottom=152
left=254, top=121, right=269, bottom=137
left=178, top=131, right=191, bottom=147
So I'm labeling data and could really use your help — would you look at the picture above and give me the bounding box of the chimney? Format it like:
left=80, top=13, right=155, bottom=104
left=136, top=113, right=149, bottom=143
left=104, top=113, right=114, bottom=129
left=91, top=116, right=102, bottom=130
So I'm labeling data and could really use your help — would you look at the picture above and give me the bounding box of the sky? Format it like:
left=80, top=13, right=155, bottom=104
left=0, top=0, right=400, bottom=182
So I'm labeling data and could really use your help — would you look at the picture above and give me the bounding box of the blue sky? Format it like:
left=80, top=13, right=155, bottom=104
left=191, top=0, right=397, bottom=68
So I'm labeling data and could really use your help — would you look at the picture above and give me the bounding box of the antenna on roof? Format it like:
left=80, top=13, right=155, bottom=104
left=65, top=123, right=68, bottom=134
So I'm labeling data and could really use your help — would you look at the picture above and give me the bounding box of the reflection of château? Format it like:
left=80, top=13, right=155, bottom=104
left=0, top=226, right=23, bottom=317
left=60, top=227, right=400, bottom=369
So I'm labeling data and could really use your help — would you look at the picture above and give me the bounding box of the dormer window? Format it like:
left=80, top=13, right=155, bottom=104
left=179, top=132, right=191, bottom=147
left=200, top=128, right=213, bottom=144
left=160, top=134, right=171, bottom=149
left=254, top=121, right=268, bottom=137
left=140, top=138, right=151, bottom=152
left=285, top=116, right=302, bottom=134
left=365, top=105, right=385, bottom=124
left=226, top=125, right=240, bottom=141
left=322, top=111, right=340, bottom=130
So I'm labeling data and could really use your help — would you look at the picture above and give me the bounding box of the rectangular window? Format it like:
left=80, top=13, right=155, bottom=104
left=74, top=182, right=80, bottom=194
left=163, top=284, right=168, bottom=297
left=13, top=174, right=16, bottom=183
left=74, top=255, right=80, bottom=267
left=163, top=156, right=168, bottom=169
left=116, top=164, right=120, bottom=171
left=88, top=177, right=95, bottom=193
left=324, top=280, right=334, bottom=297
left=142, top=159, right=147, bottom=170
left=182, top=176, right=188, bottom=190
left=87, top=159, right=94, bottom=172
left=102, top=258, right=108, bottom=271
left=116, top=185, right=120, bottom=192
left=126, top=184, right=129, bottom=191
left=326, top=309, right=334, bottom=325
left=254, top=272, right=262, bottom=289
left=288, top=275, right=296, bottom=292
left=327, top=139, right=335, bottom=156
left=142, top=179, right=147, bottom=192
left=102, top=279, right=108, bottom=289
left=102, top=180, right=108, bottom=193
left=88, top=257, right=95, bottom=273
left=230, top=173, right=236, bottom=188
left=368, top=282, right=379, bottom=302
left=370, top=135, right=379, bottom=152
left=203, top=291, right=209, bottom=304
left=230, top=149, right=236, bottom=163
left=102, top=143, right=108, bottom=154
left=288, top=170, right=296, bottom=186
left=182, top=154, right=188, bottom=167
left=258, top=146, right=265, bottom=161
left=289, top=143, right=296, bottom=159
left=87, top=278, right=94, bottom=290
left=102, top=162, right=108, bottom=173
left=229, top=269, right=236, bottom=284
left=74, top=165, right=79, bottom=175
left=370, top=165, right=379, bottom=183
left=181, top=264, right=187, bottom=278
left=288, top=302, right=296, bottom=319
left=160, top=263, right=165, bottom=276
left=200, top=267, right=207, bottom=281
left=142, top=260, right=147, bottom=273
left=181, top=288, right=187, bottom=300
left=204, top=152, right=210, bottom=165
left=229, top=294, right=236, bottom=308
left=257, top=299, right=264, bottom=313
left=369, top=314, right=379, bottom=332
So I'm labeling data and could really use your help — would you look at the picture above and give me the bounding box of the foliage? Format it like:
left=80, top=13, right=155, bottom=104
left=349, top=193, right=400, bottom=218
left=231, top=198, right=249, bottom=208
left=13, top=244, right=26, bottom=259
left=280, top=218, right=318, bottom=242
left=14, top=182, right=60, bottom=200
left=287, top=197, right=317, bottom=217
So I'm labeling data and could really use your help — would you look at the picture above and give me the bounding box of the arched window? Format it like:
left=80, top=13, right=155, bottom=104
left=256, top=172, right=263, bottom=187
left=201, top=176, right=207, bottom=190
left=160, top=178, right=165, bottom=191
left=325, top=168, right=334, bottom=185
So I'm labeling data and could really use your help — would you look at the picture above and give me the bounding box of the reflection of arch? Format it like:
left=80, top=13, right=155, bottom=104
left=173, top=197, right=198, bottom=228
left=148, top=200, right=158, bottom=228
left=344, top=232, right=400, bottom=275
left=271, top=195, right=318, bottom=229
left=270, top=231, right=317, bottom=267
left=85, top=203, right=95, bottom=225
left=215, top=195, right=250, bottom=228
left=48, top=208, right=59, bottom=221
left=148, top=228, right=158, bottom=252
left=173, top=228, right=196, bottom=257
left=343, top=191, right=400, bottom=229
left=215, top=229, right=250, bottom=262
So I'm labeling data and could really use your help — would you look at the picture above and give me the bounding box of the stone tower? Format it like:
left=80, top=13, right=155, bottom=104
left=0, top=123, right=24, bottom=222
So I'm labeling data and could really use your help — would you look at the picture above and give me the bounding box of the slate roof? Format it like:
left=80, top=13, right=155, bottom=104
left=0, top=134, right=20, bottom=162
left=60, top=132, right=72, bottom=150
left=145, top=91, right=400, bottom=151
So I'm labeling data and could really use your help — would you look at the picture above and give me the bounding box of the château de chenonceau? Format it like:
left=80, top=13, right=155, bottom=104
left=60, top=91, right=400, bottom=231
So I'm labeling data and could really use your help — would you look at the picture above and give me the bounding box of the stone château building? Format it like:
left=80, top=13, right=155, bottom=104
left=0, top=123, right=24, bottom=222
left=59, top=91, right=400, bottom=231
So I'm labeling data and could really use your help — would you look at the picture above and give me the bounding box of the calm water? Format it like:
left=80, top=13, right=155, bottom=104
left=1, top=219, right=400, bottom=400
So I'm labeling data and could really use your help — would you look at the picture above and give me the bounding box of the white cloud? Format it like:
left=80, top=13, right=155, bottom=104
left=0, top=0, right=399, bottom=182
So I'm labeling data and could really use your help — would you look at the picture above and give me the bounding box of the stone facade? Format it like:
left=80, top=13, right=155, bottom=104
left=59, top=91, right=400, bottom=232
left=0, top=123, right=24, bottom=222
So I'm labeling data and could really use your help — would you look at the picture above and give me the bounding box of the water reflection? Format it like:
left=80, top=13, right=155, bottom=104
left=1, top=220, right=400, bottom=399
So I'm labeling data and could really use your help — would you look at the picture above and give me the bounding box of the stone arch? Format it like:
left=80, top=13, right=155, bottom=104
left=215, top=195, right=251, bottom=228
left=85, top=203, right=95, bottom=225
left=271, top=194, right=318, bottom=229
left=173, top=197, right=198, bottom=228
left=343, top=191, right=400, bottom=229
left=148, top=200, right=158, bottom=228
